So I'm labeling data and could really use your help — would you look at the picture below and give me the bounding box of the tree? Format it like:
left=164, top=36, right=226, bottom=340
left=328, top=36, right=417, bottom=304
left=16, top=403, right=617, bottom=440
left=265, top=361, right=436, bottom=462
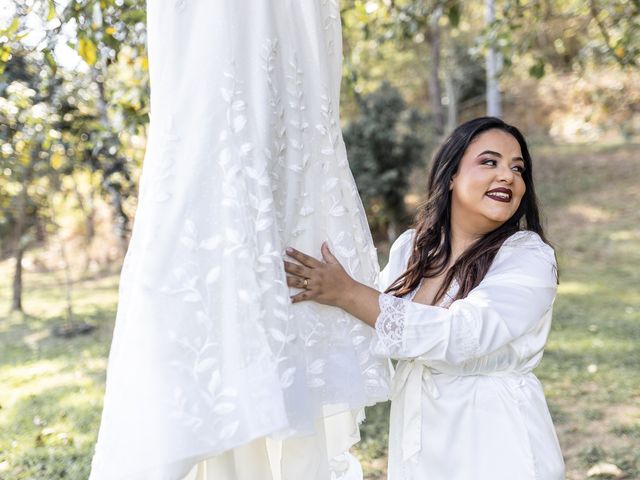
left=383, top=0, right=464, bottom=136
left=0, top=51, right=57, bottom=312
left=483, top=0, right=640, bottom=78
left=485, top=0, right=502, bottom=116
left=0, top=0, right=149, bottom=315
left=344, top=82, right=426, bottom=242
left=58, top=0, right=148, bottom=256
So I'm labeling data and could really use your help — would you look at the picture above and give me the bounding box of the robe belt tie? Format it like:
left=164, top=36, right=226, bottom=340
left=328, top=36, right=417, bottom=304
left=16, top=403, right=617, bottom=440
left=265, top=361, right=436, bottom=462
left=391, top=358, right=441, bottom=462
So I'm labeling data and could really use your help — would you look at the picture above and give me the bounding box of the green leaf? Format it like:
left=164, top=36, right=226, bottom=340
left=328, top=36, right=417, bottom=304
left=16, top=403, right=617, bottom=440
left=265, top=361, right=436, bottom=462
left=528, top=58, right=546, bottom=79
left=5, top=17, right=20, bottom=35
left=0, top=45, right=11, bottom=63
left=78, top=36, right=97, bottom=66
left=447, top=4, right=461, bottom=28
left=50, top=152, right=63, bottom=170
left=44, top=49, right=57, bottom=75
left=121, top=9, right=146, bottom=23
left=47, top=0, right=56, bottom=21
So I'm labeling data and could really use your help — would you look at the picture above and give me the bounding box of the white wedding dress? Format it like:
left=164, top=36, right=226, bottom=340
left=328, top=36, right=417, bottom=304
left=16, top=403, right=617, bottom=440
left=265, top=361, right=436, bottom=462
left=89, top=1, right=391, bottom=479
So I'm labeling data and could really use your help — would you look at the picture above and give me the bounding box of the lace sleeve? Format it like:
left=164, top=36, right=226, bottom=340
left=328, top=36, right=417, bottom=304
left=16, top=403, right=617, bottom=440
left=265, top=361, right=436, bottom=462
left=372, top=293, right=407, bottom=356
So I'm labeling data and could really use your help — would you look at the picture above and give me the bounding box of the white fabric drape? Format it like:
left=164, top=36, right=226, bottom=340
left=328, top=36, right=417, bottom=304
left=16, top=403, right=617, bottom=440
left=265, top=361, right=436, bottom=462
left=374, top=229, right=565, bottom=480
left=89, top=1, right=391, bottom=479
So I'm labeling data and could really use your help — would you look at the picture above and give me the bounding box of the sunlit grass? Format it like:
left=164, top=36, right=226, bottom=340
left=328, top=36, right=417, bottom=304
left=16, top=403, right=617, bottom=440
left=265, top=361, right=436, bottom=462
left=0, top=249, right=114, bottom=480
left=529, top=143, right=640, bottom=478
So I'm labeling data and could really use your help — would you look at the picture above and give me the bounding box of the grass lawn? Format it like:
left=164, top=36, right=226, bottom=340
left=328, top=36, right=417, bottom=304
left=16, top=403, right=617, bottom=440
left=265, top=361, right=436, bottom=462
left=1, top=143, right=638, bottom=479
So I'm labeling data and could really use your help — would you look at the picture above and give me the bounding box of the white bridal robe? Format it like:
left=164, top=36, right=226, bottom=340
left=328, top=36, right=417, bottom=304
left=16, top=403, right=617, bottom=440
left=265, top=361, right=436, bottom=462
left=89, top=1, right=391, bottom=479
left=374, top=229, right=565, bottom=480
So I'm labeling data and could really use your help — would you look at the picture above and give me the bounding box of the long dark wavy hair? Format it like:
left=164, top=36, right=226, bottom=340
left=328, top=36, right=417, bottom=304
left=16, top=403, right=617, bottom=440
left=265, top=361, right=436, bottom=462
left=385, top=116, right=554, bottom=303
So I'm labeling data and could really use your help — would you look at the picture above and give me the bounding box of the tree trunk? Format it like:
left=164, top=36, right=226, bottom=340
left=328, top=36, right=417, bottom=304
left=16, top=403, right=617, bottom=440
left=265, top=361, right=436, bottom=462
left=444, top=68, right=458, bottom=134
left=108, top=186, right=129, bottom=260
left=486, top=0, right=502, bottom=117
left=426, top=7, right=445, bottom=137
left=72, top=172, right=98, bottom=272
left=11, top=243, right=24, bottom=312
left=49, top=190, right=76, bottom=328
left=11, top=168, right=30, bottom=313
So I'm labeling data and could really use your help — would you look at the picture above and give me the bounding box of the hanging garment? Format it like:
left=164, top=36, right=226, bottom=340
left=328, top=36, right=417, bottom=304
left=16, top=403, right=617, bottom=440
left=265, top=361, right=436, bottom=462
left=89, top=1, right=391, bottom=479
left=374, top=229, right=565, bottom=480
left=180, top=417, right=364, bottom=480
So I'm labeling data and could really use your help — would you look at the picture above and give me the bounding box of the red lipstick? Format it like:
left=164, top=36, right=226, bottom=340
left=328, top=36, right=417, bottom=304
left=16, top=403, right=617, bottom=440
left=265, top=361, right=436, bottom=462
left=485, top=187, right=512, bottom=203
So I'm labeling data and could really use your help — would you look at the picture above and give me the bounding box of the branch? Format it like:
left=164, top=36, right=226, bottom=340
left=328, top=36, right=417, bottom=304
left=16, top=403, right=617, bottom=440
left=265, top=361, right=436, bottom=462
left=589, top=0, right=636, bottom=68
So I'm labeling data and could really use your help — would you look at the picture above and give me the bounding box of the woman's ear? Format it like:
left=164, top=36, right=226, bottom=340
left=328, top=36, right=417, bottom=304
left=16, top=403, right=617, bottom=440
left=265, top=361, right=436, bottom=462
left=449, top=171, right=457, bottom=191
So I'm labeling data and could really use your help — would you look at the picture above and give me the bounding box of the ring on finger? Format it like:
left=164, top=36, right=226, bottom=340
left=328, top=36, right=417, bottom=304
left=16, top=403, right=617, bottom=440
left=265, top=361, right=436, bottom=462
left=303, top=278, right=309, bottom=289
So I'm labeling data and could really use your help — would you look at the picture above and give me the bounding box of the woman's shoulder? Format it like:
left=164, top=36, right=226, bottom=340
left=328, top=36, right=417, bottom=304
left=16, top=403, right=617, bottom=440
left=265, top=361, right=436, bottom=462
left=384, top=229, right=417, bottom=268
left=477, top=230, right=559, bottom=288
left=497, top=230, right=557, bottom=273
left=502, top=230, right=554, bottom=254
left=389, top=228, right=417, bottom=253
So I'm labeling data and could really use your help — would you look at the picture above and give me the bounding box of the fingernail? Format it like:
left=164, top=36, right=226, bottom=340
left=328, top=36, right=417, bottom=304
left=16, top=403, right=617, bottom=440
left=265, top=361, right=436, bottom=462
left=286, top=247, right=293, bottom=253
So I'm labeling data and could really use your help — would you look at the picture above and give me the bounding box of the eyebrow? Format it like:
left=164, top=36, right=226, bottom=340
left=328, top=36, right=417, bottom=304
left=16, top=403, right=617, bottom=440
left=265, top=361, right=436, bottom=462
left=476, top=150, right=525, bottom=163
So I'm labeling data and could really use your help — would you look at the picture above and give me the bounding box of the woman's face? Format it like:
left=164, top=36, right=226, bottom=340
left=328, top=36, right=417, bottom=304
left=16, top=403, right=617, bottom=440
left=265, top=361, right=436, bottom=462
left=450, top=129, right=526, bottom=234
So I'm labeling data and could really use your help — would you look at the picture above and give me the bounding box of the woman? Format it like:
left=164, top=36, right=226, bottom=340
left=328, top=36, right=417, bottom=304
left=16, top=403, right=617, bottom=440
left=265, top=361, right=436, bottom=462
left=284, top=117, right=565, bottom=479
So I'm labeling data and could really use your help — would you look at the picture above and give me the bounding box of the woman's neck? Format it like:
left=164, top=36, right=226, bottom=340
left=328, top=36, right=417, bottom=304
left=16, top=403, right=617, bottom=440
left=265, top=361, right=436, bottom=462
left=449, top=221, right=484, bottom=264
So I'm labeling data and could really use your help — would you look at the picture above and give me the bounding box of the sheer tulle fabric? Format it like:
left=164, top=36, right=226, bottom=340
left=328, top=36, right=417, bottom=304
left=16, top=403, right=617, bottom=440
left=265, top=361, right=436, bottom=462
left=89, top=1, right=391, bottom=479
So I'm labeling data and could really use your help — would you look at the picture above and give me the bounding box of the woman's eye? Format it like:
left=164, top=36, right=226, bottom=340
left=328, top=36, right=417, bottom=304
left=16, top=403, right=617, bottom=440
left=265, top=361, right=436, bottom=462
left=482, top=158, right=525, bottom=173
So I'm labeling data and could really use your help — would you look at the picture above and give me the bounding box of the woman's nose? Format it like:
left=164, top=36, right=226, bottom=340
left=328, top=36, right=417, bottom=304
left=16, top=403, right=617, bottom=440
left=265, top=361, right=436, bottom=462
left=497, top=164, right=514, bottom=183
